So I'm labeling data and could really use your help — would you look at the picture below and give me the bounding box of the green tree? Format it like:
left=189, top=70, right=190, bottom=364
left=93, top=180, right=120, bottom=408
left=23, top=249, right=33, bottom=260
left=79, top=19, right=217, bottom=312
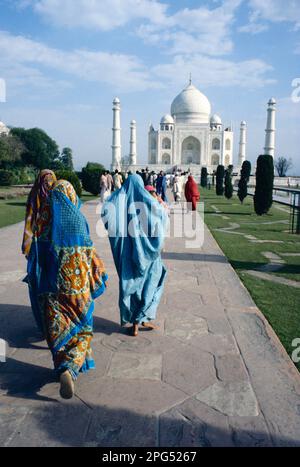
left=254, top=155, right=274, bottom=215
left=0, top=134, right=25, bottom=169
left=11, top=127, right=59, bottom=169
left=224, top=166, right=233, bottom=199
left=216, top=165, right=225, bottom=196
left=81, top=162, right=106, bottom=195
left=200, top=167, right=208, bottom=188
left=238, top=160, right=251, bottom=204
left=61, top=147, right=74, bottom=170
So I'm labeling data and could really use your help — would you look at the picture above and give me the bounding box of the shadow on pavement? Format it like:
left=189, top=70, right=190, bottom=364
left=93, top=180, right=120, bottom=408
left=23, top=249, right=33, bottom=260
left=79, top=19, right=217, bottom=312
left=1, top=398, right=299, bottom=447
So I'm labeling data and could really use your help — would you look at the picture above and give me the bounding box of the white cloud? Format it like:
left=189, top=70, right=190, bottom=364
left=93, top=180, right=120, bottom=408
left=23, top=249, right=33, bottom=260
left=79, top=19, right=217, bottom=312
left=238, top=22, right=268, bottom=34
left=0, top=30, right=161, bottom=92
left=21, top=0, right=167, bottom=30
left=18, top=0, right=243, bottom=57
left=247, top=0, right=300, bottom=29
left=152, top=54, right=275, bottom=90
left=137, top=1, right=243, bottom=56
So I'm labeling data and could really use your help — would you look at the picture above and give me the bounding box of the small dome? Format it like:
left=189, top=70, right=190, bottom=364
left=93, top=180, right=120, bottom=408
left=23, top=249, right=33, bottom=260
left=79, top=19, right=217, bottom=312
left=241, top=120, right=246, bottom=126
left=131, top=119, right=136, bottom=125
left=113, top=97, right=120, bottom=104
left=210, top=114, right=222, bottom=125
left=160, top=114, right=174, bottom=124
left=171, top=83, right=211, bottom=123
left=268, top=97, right=276, bottom=105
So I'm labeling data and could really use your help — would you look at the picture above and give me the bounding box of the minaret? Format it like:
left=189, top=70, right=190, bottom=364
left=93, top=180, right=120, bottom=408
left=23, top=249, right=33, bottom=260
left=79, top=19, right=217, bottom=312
left=129, top=120, right=137, bottom=165
left=264, top=98, right=276, bottom=157
left=238, top=121, right=246, bottom=166
left=111, top=97, right=121, bottom=171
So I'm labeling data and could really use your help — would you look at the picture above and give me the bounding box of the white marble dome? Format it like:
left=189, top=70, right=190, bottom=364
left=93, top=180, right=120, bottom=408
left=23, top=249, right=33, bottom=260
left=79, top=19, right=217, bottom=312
left=160, top=114, right=174, bottom=124
left=210, top=114, right=222, bottom=125
left=171, top=84, right=211, bottom=123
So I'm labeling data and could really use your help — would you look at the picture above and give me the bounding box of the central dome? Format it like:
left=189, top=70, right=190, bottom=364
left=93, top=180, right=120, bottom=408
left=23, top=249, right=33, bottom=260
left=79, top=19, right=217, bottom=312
left=171, top=84, right=211, bottom=124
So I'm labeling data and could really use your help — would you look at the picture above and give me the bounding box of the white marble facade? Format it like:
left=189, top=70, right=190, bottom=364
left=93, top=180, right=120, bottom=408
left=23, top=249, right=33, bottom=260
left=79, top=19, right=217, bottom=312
left=147, top=82, right=234, bottom=173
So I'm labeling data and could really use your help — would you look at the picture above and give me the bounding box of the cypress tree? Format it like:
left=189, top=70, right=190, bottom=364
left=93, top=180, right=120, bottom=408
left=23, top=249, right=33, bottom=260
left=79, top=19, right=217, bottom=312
left=254, top=155, right=274, bottom=215
left=216, top=165, right=225, bottom=196
left=238, top=160, right=251, bottom=203
left=224, top=166, right=233, bottom=199
left=200, top=167, right=208, bottom=188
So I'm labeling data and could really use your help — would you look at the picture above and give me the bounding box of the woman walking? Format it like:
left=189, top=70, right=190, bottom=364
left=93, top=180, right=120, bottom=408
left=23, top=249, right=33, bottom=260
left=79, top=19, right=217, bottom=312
left=102, top=175, right=167, bottom=337
left=22, top=169, right=57, bottom=258
left=100, top=172, right=108, bottom=203
left=23, top=178, right=108, bottom=399
left=185, top=175, right=200, bottom=211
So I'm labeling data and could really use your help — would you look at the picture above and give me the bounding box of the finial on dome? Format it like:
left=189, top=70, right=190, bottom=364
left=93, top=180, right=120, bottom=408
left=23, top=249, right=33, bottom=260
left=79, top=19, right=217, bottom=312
left=189, top=72, right=192, bottom=86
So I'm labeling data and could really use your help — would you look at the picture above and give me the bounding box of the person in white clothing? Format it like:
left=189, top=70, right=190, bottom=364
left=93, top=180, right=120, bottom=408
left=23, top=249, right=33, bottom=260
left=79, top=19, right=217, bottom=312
left=113, top=170, right=123, bottom=190
left=100, top=172, right=108, bottom=203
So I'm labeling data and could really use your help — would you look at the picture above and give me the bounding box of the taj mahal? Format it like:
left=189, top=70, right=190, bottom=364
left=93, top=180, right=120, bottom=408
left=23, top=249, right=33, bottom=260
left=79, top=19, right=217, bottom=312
left=110, top=79, right=262, bottom=175
left=111, top=79, right=276, bottom=176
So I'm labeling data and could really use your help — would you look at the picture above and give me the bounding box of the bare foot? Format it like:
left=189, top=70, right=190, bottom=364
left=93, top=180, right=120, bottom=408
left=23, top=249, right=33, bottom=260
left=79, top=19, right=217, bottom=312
left=59, top=370, right=74, bottom=399
left=142, top=322, right=159, bottom=330
left=132, top=324, right=139, bottom=337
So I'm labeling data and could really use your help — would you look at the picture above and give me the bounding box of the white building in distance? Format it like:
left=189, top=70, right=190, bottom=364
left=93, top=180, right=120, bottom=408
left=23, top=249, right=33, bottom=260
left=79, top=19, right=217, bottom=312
left=147, top=80, right=234, bottom=173
left=0, top=121, right=10, bottom=136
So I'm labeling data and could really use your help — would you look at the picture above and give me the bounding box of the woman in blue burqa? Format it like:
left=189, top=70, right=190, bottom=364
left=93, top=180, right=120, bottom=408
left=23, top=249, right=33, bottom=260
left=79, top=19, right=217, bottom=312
left=102, top=174, right=167, bottom=336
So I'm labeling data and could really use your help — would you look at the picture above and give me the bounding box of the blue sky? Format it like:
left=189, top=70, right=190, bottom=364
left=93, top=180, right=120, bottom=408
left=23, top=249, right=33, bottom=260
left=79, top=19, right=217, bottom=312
left=0, top=0, right=299, bottom=173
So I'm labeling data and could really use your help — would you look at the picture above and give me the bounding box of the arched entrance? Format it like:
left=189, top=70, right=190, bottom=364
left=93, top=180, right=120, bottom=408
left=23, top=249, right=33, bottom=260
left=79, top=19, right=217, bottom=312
left=181, top=136, right=201, bottom=164
left=162, top=153, right=171, bottom=164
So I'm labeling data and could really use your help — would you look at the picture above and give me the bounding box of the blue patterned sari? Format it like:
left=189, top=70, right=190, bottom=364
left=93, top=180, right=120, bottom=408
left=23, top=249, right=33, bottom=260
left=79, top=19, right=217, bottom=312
left=25, top=180, right=108, bottom=380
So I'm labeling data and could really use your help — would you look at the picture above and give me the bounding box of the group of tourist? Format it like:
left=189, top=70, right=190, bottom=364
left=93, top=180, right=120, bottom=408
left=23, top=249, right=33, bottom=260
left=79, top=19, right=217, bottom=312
left=100, top=167, right=200, bottom=210
left=100, top=169, right=123, bottom=203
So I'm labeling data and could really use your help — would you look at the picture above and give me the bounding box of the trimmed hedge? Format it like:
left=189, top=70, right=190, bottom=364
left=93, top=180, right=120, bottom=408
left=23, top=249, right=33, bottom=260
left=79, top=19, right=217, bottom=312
left=81, top=167, right=106, bottom=195
left=224, top=166, right=233, bottom=199
left=238, top=160, right=251, bottom=203
left=55, top=170, right=82, bottom=197
left=254, top=155, right=274, bottom=215
left=200, top=167, right=208, bottom=188
left=216, top=165, right=225, bottom=196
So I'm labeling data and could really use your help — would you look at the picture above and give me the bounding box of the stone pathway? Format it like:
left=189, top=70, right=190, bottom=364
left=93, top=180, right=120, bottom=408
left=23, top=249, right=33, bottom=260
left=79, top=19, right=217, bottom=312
left=0, top=200, right=300, bottom=447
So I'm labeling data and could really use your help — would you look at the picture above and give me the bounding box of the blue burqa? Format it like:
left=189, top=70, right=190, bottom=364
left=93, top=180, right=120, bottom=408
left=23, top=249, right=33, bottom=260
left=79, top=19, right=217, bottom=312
left=102, top=175, right=167, bottom=325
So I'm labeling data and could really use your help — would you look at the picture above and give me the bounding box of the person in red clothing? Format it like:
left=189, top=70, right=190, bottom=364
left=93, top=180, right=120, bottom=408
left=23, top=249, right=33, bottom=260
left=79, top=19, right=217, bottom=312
left=185, top=175, right=200, bottom=211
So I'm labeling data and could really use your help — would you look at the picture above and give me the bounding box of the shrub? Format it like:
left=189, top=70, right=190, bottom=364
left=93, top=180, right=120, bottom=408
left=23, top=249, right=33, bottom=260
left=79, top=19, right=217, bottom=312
left=216, top=165, right=225, bottom=196
left=0, top=169, right=15, bottom=186
left=55, top=170, right=82, bottom=197
left=200, top=167, right=208, bottom=188
left=254, top=155, right=274, bottom=215
left=81, top=166, right=106, bottom=195
left=238, top=160, right=251, bottom=203
left=224, top=167, right=233, bottom=199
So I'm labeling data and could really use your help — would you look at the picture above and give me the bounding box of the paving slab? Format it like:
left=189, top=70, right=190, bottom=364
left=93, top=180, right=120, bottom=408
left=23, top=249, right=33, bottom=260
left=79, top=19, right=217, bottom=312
left=0, top=200, right=299, bottom=446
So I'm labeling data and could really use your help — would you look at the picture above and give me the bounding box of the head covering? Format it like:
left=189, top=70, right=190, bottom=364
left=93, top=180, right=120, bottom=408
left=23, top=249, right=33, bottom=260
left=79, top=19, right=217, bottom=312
left=102, top=174, right=167, bottom=325
left=22, top=169, right=57, bottom=256
left=145, top=185, right=156, bottom=193
left=185, top=175, right=200, bottom=202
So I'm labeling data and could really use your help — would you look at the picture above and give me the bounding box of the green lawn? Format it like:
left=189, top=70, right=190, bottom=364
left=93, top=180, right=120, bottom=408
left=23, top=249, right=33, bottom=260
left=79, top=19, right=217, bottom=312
left=0, top=191, right=98, bottom=229
left=201, top=187, right=300, bottom=371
